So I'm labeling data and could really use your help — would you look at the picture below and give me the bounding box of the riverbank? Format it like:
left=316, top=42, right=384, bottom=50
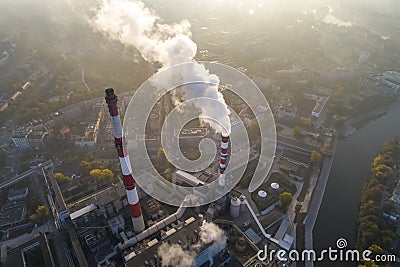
left=304, top=153, right=335, bottom=267
left=314, top=102, right=400, bottom=267
left=356, top=136, right=400, bottom=255
left=338, top=101, right=399, bottom=139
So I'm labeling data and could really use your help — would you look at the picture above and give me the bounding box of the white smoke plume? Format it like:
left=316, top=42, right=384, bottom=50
left=157, top=221, right=227, bottom=267
left=91, top=0, right=231, bottom=134
left=157, top=243, right=195, bottom=267
left=199, top=221, right=227, bottom=246
left=199, top=221, right=227, bottom=266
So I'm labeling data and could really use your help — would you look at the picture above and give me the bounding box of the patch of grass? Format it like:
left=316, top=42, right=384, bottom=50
left=251, top=172, right=297, bottom=211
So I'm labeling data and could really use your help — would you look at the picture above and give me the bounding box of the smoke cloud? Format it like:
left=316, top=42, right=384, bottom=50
left=157, top=243, right=195, bottom=267
left=199, top=221, right=227, bottom=246
left=91, top=0, right=231, bottom=134
left=199, top=221, right=227, bottom=266
left=157, top=221, right=227, bottom=267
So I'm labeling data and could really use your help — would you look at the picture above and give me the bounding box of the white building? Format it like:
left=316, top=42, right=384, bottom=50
left=8, top=188, right=28, bottom=201
left=172, top=170, right=205, bottom=187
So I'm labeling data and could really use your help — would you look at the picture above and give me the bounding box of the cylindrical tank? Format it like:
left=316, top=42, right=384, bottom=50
left=230, top=197, right=240, bottom=218
left=240, top=196, right=246, bottom=213
left=235, top=236, right=247, bottom=252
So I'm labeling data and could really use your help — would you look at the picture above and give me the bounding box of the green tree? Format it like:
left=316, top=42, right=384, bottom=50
left=364, top=187, right=383, bottom=202
left=293, top=127, right=302, bottom=139
left=54, top=172, right=70, bottom=184
left=29, top=205, right=49, bottom=224
left=90, top=168, right=113, bottom=183
left=373, top=155, right=385, bottom=167
left=279, top=192, right=293, bottom=210
left=373, top=164, right=393, bottom=181
left=165, top=173, right=173, bottom=182
left=311, top=150, right=322, bottom=163
left=300, top=117, right=311, bottom=126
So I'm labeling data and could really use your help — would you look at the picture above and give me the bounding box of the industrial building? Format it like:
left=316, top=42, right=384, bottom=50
left=7, top=187, right=28, bottom=201
left=359, top=71, right=400, bottom=99
left=11, top=127, right=48, bottom=150
left=4, top=234, right=55, bottom=267
left=0, top=202, right=27, bottom=230
left=173, top=170, right=205, bottom=187
left=74, top=105, right=102, bottom=148
left=1, top=88, right=293, bottom=267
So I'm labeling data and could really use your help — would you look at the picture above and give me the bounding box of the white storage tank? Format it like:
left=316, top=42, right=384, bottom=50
left=230, top=197, right=241, bottom=218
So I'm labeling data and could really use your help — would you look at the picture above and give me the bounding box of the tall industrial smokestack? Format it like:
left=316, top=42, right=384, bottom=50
left=218, top=133, right=230, bottom=186
left=105, top=88, right=145, bottom=233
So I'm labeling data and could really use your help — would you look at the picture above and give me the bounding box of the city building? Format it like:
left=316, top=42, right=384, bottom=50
left=4, top=234, right=55, bottom=267
left=75, top=107, right=102, bottom=148
left=27, top=128, right=48, bottom=150
left=359, top=71, right=400, bottom=99
left=0, top=202, right=27, bottom=230
left=7, top=188, right=28, bottom=201
left=311, top=96, right=330, bottom=118
left=382, top=71, right=400, bottom=92
left=11, top=129, right=30, bottom=149
left=11, top=127, right=48, bottom=150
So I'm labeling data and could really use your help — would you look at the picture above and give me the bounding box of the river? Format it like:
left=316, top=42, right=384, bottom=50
left=314, top=102, right=400, bottom=266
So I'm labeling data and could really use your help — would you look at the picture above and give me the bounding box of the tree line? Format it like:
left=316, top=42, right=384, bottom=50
left=357, top=136, right=400, bottom=267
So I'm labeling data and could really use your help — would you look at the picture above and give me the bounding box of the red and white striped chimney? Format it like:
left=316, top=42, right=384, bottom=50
left=105, top=88, right=145, bottom=233
left=219, top=133, right=230, bottom=186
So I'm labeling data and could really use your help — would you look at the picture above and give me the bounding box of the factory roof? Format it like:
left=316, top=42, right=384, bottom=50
left=274, top=218, right=291, bottom=241
left=0, top=202, right=26, bottom=228
left=5, top=235, right=54, bottom=267
left=244, top=228, right=262, bottom=245
left=12, top=129, right=30, bottom=138
left=281, top=148, right=311, bottom=166
left=7, top=188, right=28, bottom=201
left=279, top=234, right=295, bottom=251
left=70, top=204, right=97, bottom=220
left=175, top=170, right=205, bottom=186
left=125, top=217, right=221, bottom=267
left=68, top=183, right=125, bottom=213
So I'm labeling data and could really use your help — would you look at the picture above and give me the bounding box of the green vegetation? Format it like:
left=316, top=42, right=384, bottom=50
left=80, top=159, right=117, bottom=177
left=29, top=205, right=49, bottom=225
left=89, top=168, right=114, bottom=183
left=54, top=172, right=70, bottom=184
left=356, top=136, right=400, bottom=255
left=310, top=150, right=322, bottom=163
left=251, top=172, right=297, bottom=211
left=279, top=192, right=293, bottom=210
left=294, top=126, right=302, bottom=139
left=300, top=117, right=311, bottom=126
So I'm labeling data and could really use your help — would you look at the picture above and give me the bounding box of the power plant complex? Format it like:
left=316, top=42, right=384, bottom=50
left=2, top=87, right=297, bottom=267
